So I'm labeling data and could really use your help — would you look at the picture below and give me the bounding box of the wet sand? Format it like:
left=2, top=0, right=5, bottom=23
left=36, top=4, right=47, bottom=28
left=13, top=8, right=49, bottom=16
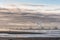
left=0, top=37, right=60, bottom=40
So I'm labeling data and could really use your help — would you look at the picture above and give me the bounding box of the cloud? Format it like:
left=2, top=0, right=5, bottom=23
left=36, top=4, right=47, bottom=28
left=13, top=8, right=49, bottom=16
left=0, top=3, right=60, bottom=14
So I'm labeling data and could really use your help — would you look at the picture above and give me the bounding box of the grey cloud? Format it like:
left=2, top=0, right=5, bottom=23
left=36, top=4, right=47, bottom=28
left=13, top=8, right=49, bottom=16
left=54, top=8, right=60, bottom=11
left=21, top=4, right=46, bottom=7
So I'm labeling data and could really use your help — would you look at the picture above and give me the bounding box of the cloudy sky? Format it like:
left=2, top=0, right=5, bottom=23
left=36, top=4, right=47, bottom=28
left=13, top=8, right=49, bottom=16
left=0, top=0, right=60, bottom=13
